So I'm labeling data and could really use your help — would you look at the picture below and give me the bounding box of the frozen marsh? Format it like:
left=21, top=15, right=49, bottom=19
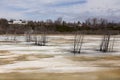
left=0, top=35, right=120, bottom=80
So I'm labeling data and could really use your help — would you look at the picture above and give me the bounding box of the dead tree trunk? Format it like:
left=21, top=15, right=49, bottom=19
left=100, top=33, right=110, bottom=52
left=25, top=29, right=33, bottom=42
left=73, top=32, right=84, bottom=54
left=34, top=26, right=47, bottom=46
left=73, top=32, right=77, bottom=54
left=99, top=31, right=117, bottom=52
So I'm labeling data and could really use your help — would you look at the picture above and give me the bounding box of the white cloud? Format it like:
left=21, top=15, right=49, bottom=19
left=0, top=0, right=120, bottom=22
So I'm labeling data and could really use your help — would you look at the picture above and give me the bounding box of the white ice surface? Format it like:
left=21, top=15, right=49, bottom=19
left=0, top=35, right=120, bottom=73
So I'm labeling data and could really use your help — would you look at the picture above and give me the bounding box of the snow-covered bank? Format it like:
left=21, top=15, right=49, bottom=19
left=0, top=35, right=120, bottom=73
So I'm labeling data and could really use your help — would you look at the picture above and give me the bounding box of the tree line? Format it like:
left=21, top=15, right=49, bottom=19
left=0, top=17, right=120, bottom=34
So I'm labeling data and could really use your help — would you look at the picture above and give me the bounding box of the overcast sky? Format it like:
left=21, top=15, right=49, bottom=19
left=0, top=0, right=120, bottom=22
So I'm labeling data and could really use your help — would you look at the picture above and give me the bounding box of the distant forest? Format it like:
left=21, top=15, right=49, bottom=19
left=0, top=17, right=120, bottom=34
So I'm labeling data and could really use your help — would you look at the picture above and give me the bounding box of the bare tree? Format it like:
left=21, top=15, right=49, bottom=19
left=33, top=25, right=47, bottom=46
left=99, top=31, right=117, bottom=52
left=73, top=31, right=85, bottom=54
